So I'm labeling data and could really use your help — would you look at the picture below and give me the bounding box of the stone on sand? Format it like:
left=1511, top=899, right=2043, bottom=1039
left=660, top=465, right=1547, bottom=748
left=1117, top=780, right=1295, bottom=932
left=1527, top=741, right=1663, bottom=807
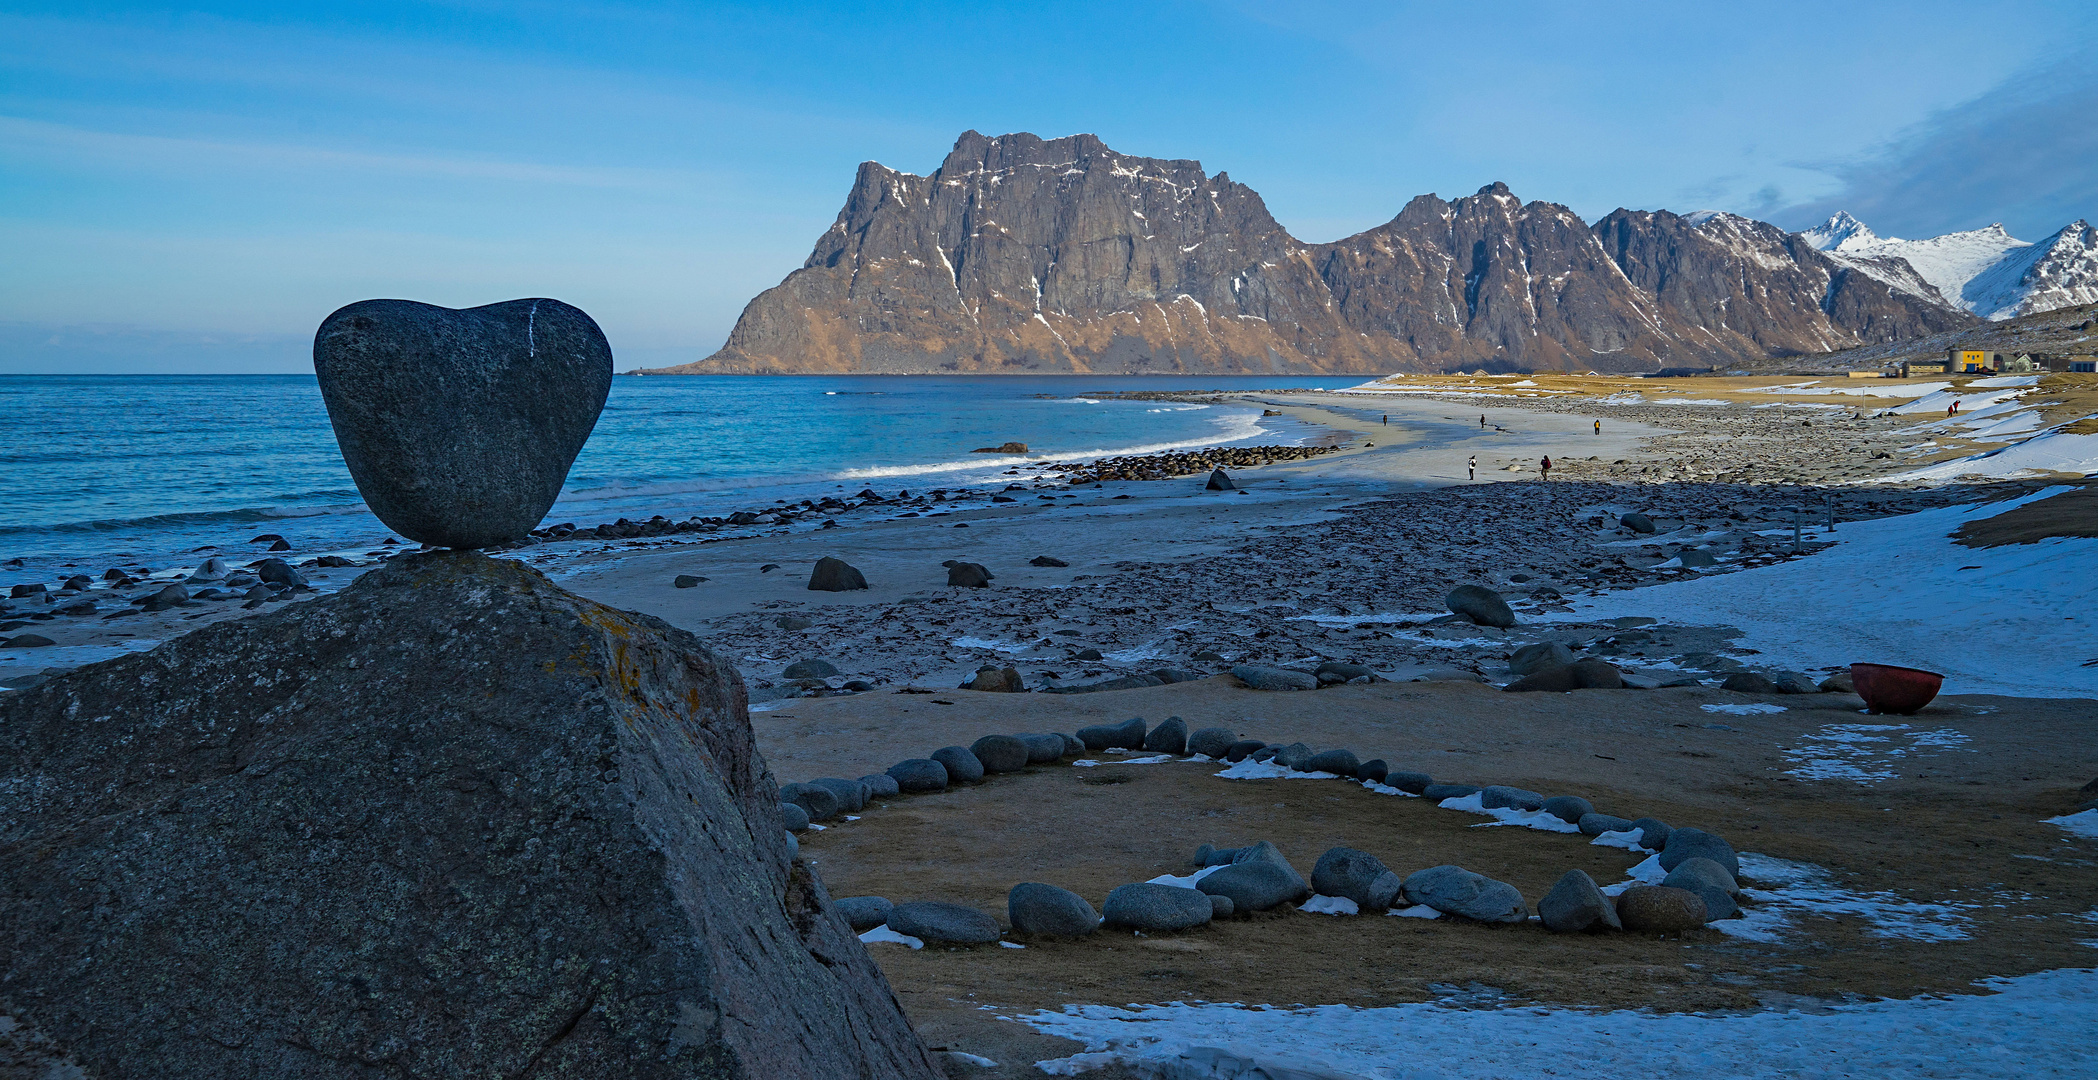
left=1186, top=726, right=1238, bottom=758
left=887, top=759, right=950, bottom=793
left=1143, top=716, right=1189, bottom=754
left=1400, top=865, right=1528, bottom=923
left=1311, top=847, right=1404, bottom=910
left=1508, top=641, right=1575, bottom=675
left=946, top=562, right=992, bottom=588
left=835, top=896, right=895, bottom=932
left=782, top=658, right=840, bottom=680
left=930, top=745, right=986, bottom=784
left=1076, top=717, right=1147, bottom=751
left=1539, top=869, right=1621, bottom=932
left=1205, top=468, right=1236, bottom=491
left=887, top=901, right=1001, bottom=945
left=966, top=666, right=1024, bottom=692
left=1659, top=828, right=1740, bottom=879
left=1229, top=665, right=1318, bottom=691
left=1103, top=883, right=1213, bottom=931
left=1007, top=883, right=1100, bottom=937
left=968, top=735, right=1030, bottom=774
left=1445, top=584, right=1515, bottom=628
left=1616, top=886, right=1708, bottom=933
left=1017, top=733, right=1067, bottom=764
left=809, top=556, right=869, bottom=592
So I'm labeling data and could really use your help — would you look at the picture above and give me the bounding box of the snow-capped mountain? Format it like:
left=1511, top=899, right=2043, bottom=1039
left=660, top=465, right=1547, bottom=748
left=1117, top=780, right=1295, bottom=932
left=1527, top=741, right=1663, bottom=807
left=1800, top=213, right=2098, bottom=320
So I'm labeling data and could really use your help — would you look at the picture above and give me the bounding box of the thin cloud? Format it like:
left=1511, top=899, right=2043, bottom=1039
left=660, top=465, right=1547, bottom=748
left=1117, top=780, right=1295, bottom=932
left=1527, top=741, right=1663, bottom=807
left=1777, top=51, right=2098, bottom=239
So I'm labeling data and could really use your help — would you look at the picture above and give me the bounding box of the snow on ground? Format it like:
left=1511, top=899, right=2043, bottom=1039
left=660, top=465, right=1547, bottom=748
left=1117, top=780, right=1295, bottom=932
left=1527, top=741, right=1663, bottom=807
left=858, top=926, right=923, bottom=949
left=1023, top=967, right=2098, bottom=1079
left=2046, top=810, right=2098, bottom=839
left=1564, top=488, right=2098, bottom=698
left=1882, top=430, right=2098, bottom=482
left=1702, top=703, right=1787, bottom=715
left=1725, top=853, right=1977, bottom=943
left=1436, top=792, right=1581, bottom=833
left=1748, top=380, right=1950, bottom=397
left=1782, top=723, right=1974, bottom=782
left=1890, top=386, right=2030, bottom=415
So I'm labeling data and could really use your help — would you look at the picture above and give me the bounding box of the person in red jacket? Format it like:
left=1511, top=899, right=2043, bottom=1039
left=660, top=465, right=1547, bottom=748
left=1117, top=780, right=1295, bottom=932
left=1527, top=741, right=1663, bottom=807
left=1540, top=455, right=1553, bottom=480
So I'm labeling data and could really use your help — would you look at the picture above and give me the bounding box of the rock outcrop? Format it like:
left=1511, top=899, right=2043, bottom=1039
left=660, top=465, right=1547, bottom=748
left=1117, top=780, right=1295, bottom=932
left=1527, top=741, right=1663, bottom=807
left=641, top=131, right=1977, bottom=376
left=0, top=551, right=941, bottom=1079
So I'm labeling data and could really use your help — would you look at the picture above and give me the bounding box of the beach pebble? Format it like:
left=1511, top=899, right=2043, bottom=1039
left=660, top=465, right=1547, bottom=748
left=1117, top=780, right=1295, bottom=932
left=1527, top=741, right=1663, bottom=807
left=1142, top=716, right=1189, bottom=755
left=1720, top=672, right=1780, bottom=694
left=1385, top=771, right=1432, bottom=794
left=1539, top=869, right=1621, bottom=933
left=1616, top=886, right=1708, bottom=933
left=1619, top=512, right=1657, bottom=533
left=1400, top=865, right=1528, bottom=923
left=1479, top=786, right=1545, bottom=812
left=142, top=584, right=190, bottom=612
left=808, top=556, right=868, bottom=592
left=1541, top=795, right=1594, bottom=824
left=1659, top=828, right=1740, bottom=879
left=930, top=745, right=986, bottom=785
left=946, top=562, right=992, bottom=588
left=1303, top=748, right=1359, bottom=776
left=1423, top=783, right=1479, bottom=801
left=834, top=896, right=894, bottom=932
left=1508, top=641, right=1576, bottom=675
left=1312, top=847, right=1404, bottom=910
left=256, top=558, right=307, bottom=588
left=886, top=759, right=949, bottom=793
left=1445, top=584, right=1515, bottom=628
left=1104, top=883, right=1213, bottom=931
left=778, top=802, right=811, bottom=832
left=1579, top=812, right=1635, bottom=837
left=782, top=658, right=839, bottom=679
left=1029, top=555, right=1069, bottom=567
left=673, top=575, right=704, bottom=588
left=1017, top=733, right=1066, bottom=764
left=1223, top=740, right=1266, bottom=762
left=1077, top=717, right=1147, bottom=751
left=1229, top=665, right=1318, bottom=691
left=777, top=782, right=843, bottom=821
left=887, top=901, right=1001, bottom=945
left=1186, top=727, right=1239, bottom=758
left=1629, top=817, right=1674, bottom=851
left=966, top=666, right=1024, bottom=692
left=1356, top=759, right=1389, bottom=783
left=969, top=735, right=1030, bottom=774
left=1205, top=468, right=1236, bottom=491
left=809, top=777, right=870, bottom=813
left=1008, top=883, right=1101, bottom=937
left=859, top=772, right=901, bottom=798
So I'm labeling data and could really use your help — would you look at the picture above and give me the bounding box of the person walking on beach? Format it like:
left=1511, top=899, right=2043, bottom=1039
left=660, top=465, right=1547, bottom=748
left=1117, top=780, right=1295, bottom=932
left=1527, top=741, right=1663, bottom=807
left=1480, top=414, right=1487, bottom=428
left=1382, top=414, right=1388, bottom=425
left=1468, top=455, right=1477, bottom=481
left=1539, top=455, right=1552, bottom=481
left=1594, top=419, right=1601, bottom=435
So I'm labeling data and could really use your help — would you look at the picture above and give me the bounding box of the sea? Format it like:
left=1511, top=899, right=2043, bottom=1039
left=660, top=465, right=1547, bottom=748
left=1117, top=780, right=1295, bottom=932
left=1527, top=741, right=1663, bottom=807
left=0, top=373, right=1360, bottom=575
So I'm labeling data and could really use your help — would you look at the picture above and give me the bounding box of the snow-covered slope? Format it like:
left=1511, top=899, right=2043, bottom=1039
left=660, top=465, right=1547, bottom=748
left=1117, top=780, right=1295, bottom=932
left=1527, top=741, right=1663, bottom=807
left=1800, top=213, right=2098, bottom=321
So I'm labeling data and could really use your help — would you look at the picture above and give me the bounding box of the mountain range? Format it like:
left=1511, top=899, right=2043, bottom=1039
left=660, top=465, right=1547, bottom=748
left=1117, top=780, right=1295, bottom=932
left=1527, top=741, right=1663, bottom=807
left=1800, top=211, right=2098, bottom=322
left=641, top=132, right=2085, bottom=376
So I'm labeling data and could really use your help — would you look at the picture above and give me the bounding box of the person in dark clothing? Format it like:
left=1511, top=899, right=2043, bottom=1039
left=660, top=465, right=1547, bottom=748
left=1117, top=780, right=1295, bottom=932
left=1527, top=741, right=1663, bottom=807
left=1467, top=455, right=1477, bottom=480
left=1540, top=455, right=1552, bottom=480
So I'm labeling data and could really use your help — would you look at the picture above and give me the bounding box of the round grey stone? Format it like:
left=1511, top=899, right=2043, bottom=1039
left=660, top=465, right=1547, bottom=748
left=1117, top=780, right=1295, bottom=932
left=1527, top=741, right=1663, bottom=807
left=1007, top=883, right=1100, bottom=937
left=1076, top=717, right=1146, bottom=751
left=1541, top=795, right=1594, bottom=824
left=1423, top=783, right=1478, bottom=801
left=1629, top=817, right=1674, bottom=850
left=1208, top=893, right=1235, bottom=919
left=1311, top=847, right=1403, bottom=910
left=314, top=298, right=611, bottom=548
left=1268, top=743, right=1314, bottom=770
left=782, top=658, right=839, bottom=679
left=834, top=896, right=893, bottom=932
left=255, top=558, right=307, bottom=587
left=1539, top=869, right=1621, bottom=932
left=1356, top=759, right=1389, bottom=783
left=1186, top=727, right=1238, bottom=758
left=777, top=782, right=842, bottom=821
left=809, top=777, right=869, bottom=813
left=930, top=746, right=985, bottom=784
left=1229, top=665, right=1319, bottom=691
left=1302, top=749, right=1359, bottom=776
left=887, top=901, right=1001, bottom=944
left=1659, top=828, right=1740, bottom=879
left=1058, top=733, right=1085, bottom=756
left=1143, top=716, right=1189, bottom=754
left=1385, top=771, right=1432, bottom=794
left=1445, top=584, right=1515, bottom=628
left=1662, top=863, right=1741, bottom=921
left=859, top=772, right=901, bottom=798
left=1720, top=671, right=1780, bottom=694
left=778, top=802, right=810, bottom=832
left=1579, top=812, right=1635, bottom=837
left=1017, top=733, right=1066, bottom=764
left=1103, top=883, right=1213, bottom=931
left=1400, top=865, right=1528, bottom=923
left=809, top=556, right=868, bottom=592
left=1509, top=641, right=1576, bottom=675
left=1617, top=886, right=1707, bottom=933
left=968, top=735, right=1030, bottom=774
left=1479, top=785, right=1545, bottom=811
left=1197, top=862, right=1309, bottom=913
left=886, top=759, right=949, bottom=793
left=1223, top=740, right=1266, bottom=762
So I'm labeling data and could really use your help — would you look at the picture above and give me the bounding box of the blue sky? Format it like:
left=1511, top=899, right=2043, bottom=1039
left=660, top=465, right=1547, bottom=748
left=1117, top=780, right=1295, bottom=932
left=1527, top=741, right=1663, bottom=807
left=3, top=1, right=2093, bottom=372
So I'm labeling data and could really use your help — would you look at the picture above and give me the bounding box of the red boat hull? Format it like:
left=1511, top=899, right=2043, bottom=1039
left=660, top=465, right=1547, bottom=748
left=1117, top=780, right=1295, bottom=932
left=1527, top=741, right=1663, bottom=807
left=1850, top=663, right=1945, bottom=716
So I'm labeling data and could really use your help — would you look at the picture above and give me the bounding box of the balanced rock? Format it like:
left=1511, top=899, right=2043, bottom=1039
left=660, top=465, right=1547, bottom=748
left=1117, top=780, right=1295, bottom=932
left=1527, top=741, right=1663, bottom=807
left=1539, top=869, right=1621, bottom=932
left=313, top=298, right=613, bottom=549
left=809, top=556, right=869, bottom=592
left=1445, top=584, right=1515, bottom=628
left=1103, top=883, right=1213, bottom=931
left=1616, top=886, right=1708, bottom=933
left=0, top=549, right=940, bottom=1078
left=1008, top=882, right=1100, bottom=937
left=887, top=901, right=1001, bottom=945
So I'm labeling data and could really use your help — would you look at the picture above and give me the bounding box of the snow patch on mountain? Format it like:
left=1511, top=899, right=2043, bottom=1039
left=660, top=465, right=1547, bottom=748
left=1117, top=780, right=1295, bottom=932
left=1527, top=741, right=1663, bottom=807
left=1799, top=213, right=2098, bottom=321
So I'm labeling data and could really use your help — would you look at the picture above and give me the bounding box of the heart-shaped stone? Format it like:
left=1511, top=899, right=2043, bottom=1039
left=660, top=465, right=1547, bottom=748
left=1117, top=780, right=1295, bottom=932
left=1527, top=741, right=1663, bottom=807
left=314, top=298, right=612, bottom=549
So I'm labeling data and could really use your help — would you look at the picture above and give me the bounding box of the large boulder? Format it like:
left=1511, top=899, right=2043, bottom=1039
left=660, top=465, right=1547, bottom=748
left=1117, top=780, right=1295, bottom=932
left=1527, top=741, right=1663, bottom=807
left=946, top=562, right=992, bottom=588
left=1186, top=726, right=1239, bottom=758
left=1445, top=584, right=1515, bottom=628
left=809, top=556, right=869, bottom=591
left=1659, top=828, right=1741, bottom=879
left=313, top=298, right=613, bottom=549
left=1508, top=641, right=1575, bottom=675
left=0, top=550, right=942, bottom=1079
left=1076, top=717, right=1147, bottom=751
left=1197, top=842, right=1311, bottom=912
left=1143, top=716, right=1189, bottom=754
left=968, top=735, right=1031, bottom=774
left=1538, top=869, right=1621, bottom=932
left=1103, top=883, right=1213, bottom=931
left=1617, top=886, right=1708, bottom=933
left=1400, top=865, right=1528, bottom=923
left=1007, top=883, right=1100, bottom=937
left=1310, top=848, right=1403, bottom=911
left=887, top=902, right=1001, bottom=945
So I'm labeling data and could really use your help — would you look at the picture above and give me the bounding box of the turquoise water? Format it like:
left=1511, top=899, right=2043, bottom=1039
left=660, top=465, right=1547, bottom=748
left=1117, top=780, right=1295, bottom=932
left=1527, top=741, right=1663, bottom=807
left=0, top=374, right=1353, bottom=571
